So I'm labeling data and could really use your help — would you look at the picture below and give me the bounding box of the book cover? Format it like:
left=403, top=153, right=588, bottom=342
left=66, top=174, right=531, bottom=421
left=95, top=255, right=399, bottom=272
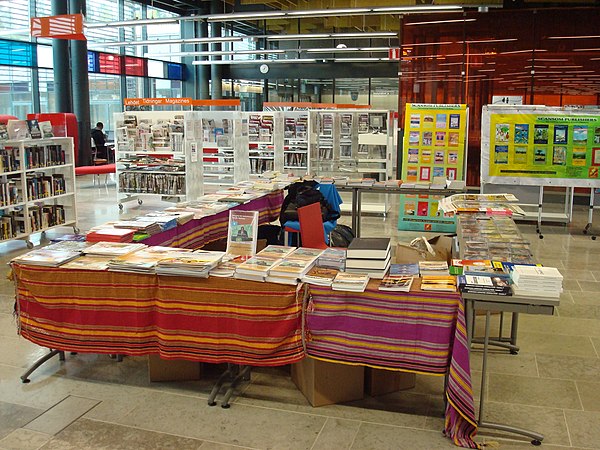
left=347, top=238, right=391, bottom=259
left=379, top=275, right=413, bottom=292
left=257, top=245, right=295, bottom=259
left=390, top=263, right=420, bottom=276
left=269, top=258, right=314, bottom=277
left=226, top=210, right=258, bottom=257
left=27, top=119, right=42, bottom=139
left=420, top=275, right=457, bottom=292
left=289, top=247, right=324, bottom=261
left=302, top=267, right=338, bottom=286
left=62, top=255, right=111, bottom=271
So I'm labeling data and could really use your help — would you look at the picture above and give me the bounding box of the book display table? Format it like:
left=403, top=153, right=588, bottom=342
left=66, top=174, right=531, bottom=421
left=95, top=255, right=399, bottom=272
left=306, top=280, right=478, bottom=449
left=142, top=190, right=284, bottom=249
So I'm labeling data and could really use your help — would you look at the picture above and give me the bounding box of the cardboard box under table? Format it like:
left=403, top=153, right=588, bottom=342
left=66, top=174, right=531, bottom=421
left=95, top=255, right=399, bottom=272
left=304, top=280, right=478, bottom=448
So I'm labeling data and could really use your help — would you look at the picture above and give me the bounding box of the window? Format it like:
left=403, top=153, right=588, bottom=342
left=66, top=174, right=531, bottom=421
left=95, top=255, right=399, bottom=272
left=89, top=73, right=121, bottom=138
left=86, top=0, right=119, bottom=44
left=0, top=0, right=30, bottom=42
left=38, top=68, right=55, bottom=113
left=150, top=79, right=182, bottom=98
left=0, top=66, right=33, bottom=117
left=0, top=40, right=34, bottom=67
left=147, top=60, right=164, bottom=78
left=126, top=76, right=144, bottom=99
left=124, top=56, right=146, bottom=77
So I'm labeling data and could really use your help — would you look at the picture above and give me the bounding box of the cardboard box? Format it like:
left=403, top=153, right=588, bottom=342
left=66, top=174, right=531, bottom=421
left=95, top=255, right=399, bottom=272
left=395, top=235, right=454, bottom=265
left=364, top=368, right=416, bottom=397
left=291, top=357, right=364, bottom=407
left=148, top=354, right=202, bottom=382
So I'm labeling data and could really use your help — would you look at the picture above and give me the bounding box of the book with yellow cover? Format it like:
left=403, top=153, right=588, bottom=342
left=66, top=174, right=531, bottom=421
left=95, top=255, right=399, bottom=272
left=420, top=275, right=457, bottom=292
left=269, top=258, right=314, bottom=278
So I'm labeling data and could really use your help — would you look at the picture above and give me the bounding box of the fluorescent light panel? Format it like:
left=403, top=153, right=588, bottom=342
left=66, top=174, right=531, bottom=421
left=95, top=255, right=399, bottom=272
left=265, top=32, right=397, bottom=40
left=90, top=36, right=242, bottom=48
left=147, top=49, right=286, bottom=57
left=405, top=18, right=476, bottom=26
left=192, top=58, right=316, bottom=65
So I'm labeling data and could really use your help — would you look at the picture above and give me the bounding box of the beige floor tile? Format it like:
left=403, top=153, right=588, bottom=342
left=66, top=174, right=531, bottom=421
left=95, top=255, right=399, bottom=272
left=38, top=418, right=204, bottom=450
left=199, top=442, right=256, bottom=450
left=557, top=304, right=600, bottom=320
left=518, top=314, right=600, bottom=337
left=0, top=337, right=59, bottom=370
left=469, top=352, right=537, bottom=377
left=564, top=410, right=600, bottom=449
left=557, top=269, right=596, bottom=281
left=0, top=365, right=72, bottom=411
left=592, top=337, right=600, bottom=357
left=311, top=418, right=360, bottom=450
left=0, top=428, right=51, bottom=450
left=515, top=331, right=598, bottom=357
left=570, top=291, right=600, bottom=305
left=537, top=354, right=600, bottom=382
left=0, top=401, right=43, bottom=440
left=488, top=373, right=581, bottom=409
left=575, top=381, right=600, bottom=412
left=24, top=395, right=99, bottom=435
left=0, top=313, right=19, bottom=338
left=118, top=391, right=326, bottom=449
left=478, top=402, right=570, bottom=446
left=350, top=423, right=456, bottom=450
left=562, top=279, right=583, bottom=291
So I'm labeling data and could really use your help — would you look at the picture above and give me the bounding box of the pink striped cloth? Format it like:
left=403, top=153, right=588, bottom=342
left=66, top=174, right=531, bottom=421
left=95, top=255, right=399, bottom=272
left=306, top=281, right=478, bottom=448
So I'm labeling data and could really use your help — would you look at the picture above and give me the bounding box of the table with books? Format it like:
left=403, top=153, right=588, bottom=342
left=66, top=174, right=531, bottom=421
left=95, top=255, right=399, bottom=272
left=140, top=189, right=284, bottom=249
left=11, top=238, right=479, bottom=448
left=453, top=212, right=563, bottom=446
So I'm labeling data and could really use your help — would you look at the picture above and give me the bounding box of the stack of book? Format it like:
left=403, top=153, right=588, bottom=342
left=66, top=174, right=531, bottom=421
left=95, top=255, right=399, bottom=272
left=418, top=260, right=450, bottom=276
left=301, top=267, right=339, bottom=286
left=331, top=272, right=370, bottom=292
left=345, top=237, right=391, bottom=279
left=378, top=263, right=419, bottom=292
left=145, top=210, right=194, bottom=225
left=457, top=275, right=512, bottom=296
left=266, top=257, right=316, bottom=285
left=209, top=256, right=246, bottom=277
left=45, top=240, right=90, bottom=253
left=256, top=245, right=295, bottom=259
left=108, top=246, right=192, bottom=274
left=511, top=265, right=563, bottom=298
left=113, top=220, right=162, bottom=236
left=11, top=248, right=81, bottom=267
left=135, top=215, right=178, bottom=232
left=62, top=255, right=112, bottom=271
left=83, top=242, right=147, bottom=257
left=234, top=256, right=281, bottom=282
left=317, top=247, right=346, bottom=271
left=86, top=227, right=136, bottom=243
left=420, top=276, right=457, bottom=292
left=451, top=259, right=510, bottom=279
left=155, top=250, right=225, bottom=277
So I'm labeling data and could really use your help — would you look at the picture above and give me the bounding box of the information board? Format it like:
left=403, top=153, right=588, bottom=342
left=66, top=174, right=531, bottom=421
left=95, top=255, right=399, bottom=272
left=482, top=105, right=600, bottom=187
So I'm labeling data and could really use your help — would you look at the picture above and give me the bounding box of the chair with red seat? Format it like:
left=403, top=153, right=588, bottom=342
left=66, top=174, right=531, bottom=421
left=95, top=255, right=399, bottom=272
left=297, top=202, right=329, bottom=249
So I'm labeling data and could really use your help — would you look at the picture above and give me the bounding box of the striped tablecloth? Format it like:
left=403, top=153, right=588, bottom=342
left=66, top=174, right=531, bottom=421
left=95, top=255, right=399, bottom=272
left=13, top=265, right=304, bottom=367
left=306, top=280, right=478, bottom=448
left=143, top=190, right=284, bottom=249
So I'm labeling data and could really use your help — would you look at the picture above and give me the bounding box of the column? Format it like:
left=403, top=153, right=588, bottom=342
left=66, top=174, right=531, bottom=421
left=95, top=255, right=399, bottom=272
left=69, top=0, right=92, bottom=166
left=210, top=0, right=223, bottom=100
left=181, top=20, right=198, bottom=99
left=51, top=0, right=72, bottom=113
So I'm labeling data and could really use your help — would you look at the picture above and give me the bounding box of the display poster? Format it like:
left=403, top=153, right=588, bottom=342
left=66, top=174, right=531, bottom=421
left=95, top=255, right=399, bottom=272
left=401, top=103, right=468, bottom=182
left=399, top=104, right=468, bottom=232
left=398, top=194, right=457, bottom=232
left=482, top=105, right=600, bottom=187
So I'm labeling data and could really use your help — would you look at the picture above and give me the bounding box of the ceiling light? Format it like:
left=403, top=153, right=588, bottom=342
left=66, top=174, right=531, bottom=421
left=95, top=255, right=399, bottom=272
left=547, top=35, right=600, bottom=40
left=402, top=41, right=454, bottom=47
left=85, top=17, right=179, bottom=29
left=573, top=48, right=600, bottom=51
left=333, top=57, right=384, bottom=62
left=372, top=5, right=462, bottom=12
left=304, top=47, right=360, bottom=53
left=462, top=38, right=518, bottom=44
left=192, top=58, right=317, bottom=65
left=90, top=37, right=242, bottom=49
left=207, top=11, right=286, bottom=21
left=405, top=18, right=476, bottom=26
left=499, top=49, right=547, bottom=55
left=264, top=32, right=397, bottom=40
left=287, top=8, right=370, bottom=16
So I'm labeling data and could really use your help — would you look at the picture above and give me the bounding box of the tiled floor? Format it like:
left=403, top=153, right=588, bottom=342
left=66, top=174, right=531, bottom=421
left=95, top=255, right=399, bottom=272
left=1, top=176, right=599, bottom=449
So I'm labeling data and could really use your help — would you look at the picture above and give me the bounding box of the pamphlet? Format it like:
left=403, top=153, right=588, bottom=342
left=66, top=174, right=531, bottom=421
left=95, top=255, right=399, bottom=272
left=226, top=210, right=258, bottom=257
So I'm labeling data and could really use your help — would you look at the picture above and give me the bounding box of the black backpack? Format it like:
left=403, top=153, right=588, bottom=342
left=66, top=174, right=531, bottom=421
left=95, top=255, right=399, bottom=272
left=279, top=181, right=340, bottom=225
left=329, top=224, right=355, bottom=247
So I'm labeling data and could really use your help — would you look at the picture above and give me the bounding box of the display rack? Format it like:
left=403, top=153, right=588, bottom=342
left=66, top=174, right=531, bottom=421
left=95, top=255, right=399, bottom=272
left=0, top=137, right=78, bottom=248
left=283, top=111, right=310, bottom=175
left=114, top=111, right=203, bottom=209
left=184, top=111, right=249, bottom=186
left=248, top=112, right=278, bottom=176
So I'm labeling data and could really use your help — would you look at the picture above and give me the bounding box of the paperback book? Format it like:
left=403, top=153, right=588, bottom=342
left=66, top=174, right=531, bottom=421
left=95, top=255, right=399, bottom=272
left=332, top=272, right=370, bottom=292
left=62, top=255, right=112, bottom=271
left=83, top=242, right=147, bottom=257
left=11, top=249, right=81, bottom=267
left=378, top=275, right=413, bottom=292
left=301, top=267, right=339, bottom=286
left=420, top=275, right=457, bottom=292
left=257, top=245, right=295, bottom=259
left=457, top=275, right=511, bottom=295
left=226, top=210, right=258, bottom=257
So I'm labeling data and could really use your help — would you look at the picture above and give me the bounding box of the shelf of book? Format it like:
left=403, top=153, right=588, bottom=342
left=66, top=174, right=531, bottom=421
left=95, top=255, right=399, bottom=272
left=113, top=111, right=204, bottom=209
left=0, top=137, right=77, bottom=247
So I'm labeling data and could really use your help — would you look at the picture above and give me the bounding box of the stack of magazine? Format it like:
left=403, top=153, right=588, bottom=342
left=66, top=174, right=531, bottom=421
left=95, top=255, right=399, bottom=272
left=113, top=220, right=162, bottom=236
left=86, top=227, right=136, bottom=243
left=511, top=265, right=563, bottom=298
left=155, top=250, right=225, bottom=277
left=83, top=242, right=147, bottom=257
left=11, top=248, right=81, bottom=267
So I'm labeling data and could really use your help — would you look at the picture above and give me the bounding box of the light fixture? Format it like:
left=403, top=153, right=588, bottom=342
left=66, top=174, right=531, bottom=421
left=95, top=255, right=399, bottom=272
left=333, top=57, right=385, bottom=62
left=264, top=32, right=397, bottom=41
left=192, top=58, right=317, bottom=65
left=304, top=47, right=361, bottom=53
left=573, top=48, right=600, bottom=51
left=405, top=18, right=476, bottom=26
left=89, top=36, right=243, bottom=49
left=547, top=35, right=600, bottom=40
left=402, top=41, right=454, bottom=47
left=146, top=49, right=286, bottom=58
left=461, top=38, right=518, bottom=44
left=85, top=17, right=179, bottom=29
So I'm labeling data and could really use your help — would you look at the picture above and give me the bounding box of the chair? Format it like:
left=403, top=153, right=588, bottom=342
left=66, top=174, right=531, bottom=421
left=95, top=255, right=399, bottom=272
left=297, top=202, right=329, bottom=249
left=90, top=139, right=110, bottom=186
left=283, top=183, right=342, bottom=246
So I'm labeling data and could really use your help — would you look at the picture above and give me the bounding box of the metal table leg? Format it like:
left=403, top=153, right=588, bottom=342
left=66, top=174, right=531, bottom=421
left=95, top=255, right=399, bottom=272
left=21, top=349, right=65, bottom=383
left=351, top=188, right=358, bottom=234
left=477, top=311, right=543, bottom=445
left=356, top=188, right=362, bottom=238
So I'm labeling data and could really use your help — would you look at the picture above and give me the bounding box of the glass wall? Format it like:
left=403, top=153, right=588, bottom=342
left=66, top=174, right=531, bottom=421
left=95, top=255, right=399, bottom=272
left=0, top=66, right=33, bottom=117
left=89, top=74, right=122, bottom=137
left=38, top=68, right=56, bottom=113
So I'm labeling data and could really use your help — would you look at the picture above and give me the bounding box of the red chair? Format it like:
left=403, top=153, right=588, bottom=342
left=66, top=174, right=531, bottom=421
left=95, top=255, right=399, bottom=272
left=298, top=202, right=329, bottom=249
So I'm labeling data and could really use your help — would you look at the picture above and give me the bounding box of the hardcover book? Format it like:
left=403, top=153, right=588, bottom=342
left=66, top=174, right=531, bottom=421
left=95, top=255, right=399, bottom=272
left=346, top=237, right=391, bottom=259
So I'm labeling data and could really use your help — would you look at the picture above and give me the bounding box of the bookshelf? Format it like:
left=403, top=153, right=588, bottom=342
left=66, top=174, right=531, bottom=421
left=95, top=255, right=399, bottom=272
left=248, top=112, right=278, bottom=176
left=0, top=137, right=78, bottom=248
left=113, top=111, right=203, bottom=209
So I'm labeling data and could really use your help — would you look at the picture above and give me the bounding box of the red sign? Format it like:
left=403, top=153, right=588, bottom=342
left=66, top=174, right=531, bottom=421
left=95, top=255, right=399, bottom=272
left=388, top=48, right=401, bottom=60
left=31, top=14, right=86, bottom=41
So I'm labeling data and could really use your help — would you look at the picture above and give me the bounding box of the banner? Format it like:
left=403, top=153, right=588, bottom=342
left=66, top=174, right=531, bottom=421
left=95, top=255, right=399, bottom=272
left=30, top=14, right=86, bottom=41
left=482, top=105, right=600, bottom=187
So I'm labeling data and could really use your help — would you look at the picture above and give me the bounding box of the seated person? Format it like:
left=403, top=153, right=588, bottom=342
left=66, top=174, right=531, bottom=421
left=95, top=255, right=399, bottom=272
left=91, top=122, right=108, bottom=160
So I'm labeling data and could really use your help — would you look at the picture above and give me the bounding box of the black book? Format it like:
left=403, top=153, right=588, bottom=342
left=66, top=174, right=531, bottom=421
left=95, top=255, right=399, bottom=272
left=346, top=237, right=391, bottom=259
left=27, top=119, right=42, bottom=139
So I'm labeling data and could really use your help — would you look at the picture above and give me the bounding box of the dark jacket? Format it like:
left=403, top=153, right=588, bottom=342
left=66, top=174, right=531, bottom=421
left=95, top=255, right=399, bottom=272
left=91, top=127, right=106, bottom=147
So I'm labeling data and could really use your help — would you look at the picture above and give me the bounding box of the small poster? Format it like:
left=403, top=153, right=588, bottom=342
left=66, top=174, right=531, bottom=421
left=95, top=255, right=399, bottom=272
left=572, top=148, right=587, bottom=166
left=422, top=131, right=433, bottom=146
left=553, top=125, right=568, bottom=144
left=448, top=151, right=458, bottom=165
left=409, top=131, right=420, bottom=145
left=514, top=124, right=529, bottom=144
left=226, top=210, right=258, bottom=257
left=495, top=123, right=510, bottom=143
left=421, top=150, right=431, bottom=164
left=494, top=145, right=509, bottom=164
left=552, top=146, right=566, bottom=165
left=573, top=126, right=588, bottom=145
left=423, top=115, right=434, bottom=127
left=408, top=148, right=419, bottom=163
left=435, top=114, right=447, bottom=129
left=534, top=124, right=549, bottom=144
left=435, top=131, right=446, bottom=146
left=410, top=114, right=421, bottom=128
left=593, top=148, right=600, bottom=166
left=448, top=132, right=459, bottom=146
left=449, top=114, right=460, bottom=129
left=514, top=146, right=528, bottom=164
left=433, top=166, right=444, bottom=177
left=533, top=147, right=547, bottom=165
left=594, top=128, right=600, bottom=145
left=434, top=151, right=444, bottom=164
left=420, top=166, right=431, bottom=181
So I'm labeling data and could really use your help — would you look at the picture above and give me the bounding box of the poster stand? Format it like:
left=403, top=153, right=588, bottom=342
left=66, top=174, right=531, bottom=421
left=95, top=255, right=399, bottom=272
left=481, top=105, right=600, bottom=239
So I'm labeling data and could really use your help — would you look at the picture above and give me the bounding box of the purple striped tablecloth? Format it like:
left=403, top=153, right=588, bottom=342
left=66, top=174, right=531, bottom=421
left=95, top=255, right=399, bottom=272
left=306, top=280, right=478, bottom=448
left=143, top=190, right=283, bottom=249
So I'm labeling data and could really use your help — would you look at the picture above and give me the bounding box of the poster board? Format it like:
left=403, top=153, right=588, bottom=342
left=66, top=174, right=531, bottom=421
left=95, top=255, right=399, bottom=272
left=481, top=105, right=600, bottom=187
left=398, top=104, right=468, bottom=232
left=226, top=210, right=258, bottom=257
